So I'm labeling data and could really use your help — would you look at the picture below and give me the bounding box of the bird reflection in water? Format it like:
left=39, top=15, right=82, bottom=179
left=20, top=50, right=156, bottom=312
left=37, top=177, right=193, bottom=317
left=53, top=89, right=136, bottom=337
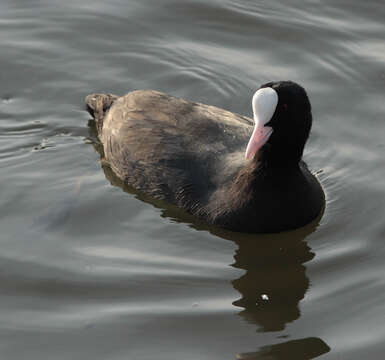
left=210, top=220, right=330, bottom=359
left=230, top=224, right=315, bottom=332
left=88, top=121, right=330, bottom=360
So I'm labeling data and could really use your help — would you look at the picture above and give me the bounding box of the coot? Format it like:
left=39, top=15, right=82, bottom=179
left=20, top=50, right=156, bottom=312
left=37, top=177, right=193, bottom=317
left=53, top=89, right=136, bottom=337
left=86, top=81, right=324, bottom=233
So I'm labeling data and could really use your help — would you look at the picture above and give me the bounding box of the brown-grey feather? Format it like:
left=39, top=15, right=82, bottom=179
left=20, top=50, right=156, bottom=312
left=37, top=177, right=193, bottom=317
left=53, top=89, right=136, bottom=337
left=97, top=90, right=253, bottom=215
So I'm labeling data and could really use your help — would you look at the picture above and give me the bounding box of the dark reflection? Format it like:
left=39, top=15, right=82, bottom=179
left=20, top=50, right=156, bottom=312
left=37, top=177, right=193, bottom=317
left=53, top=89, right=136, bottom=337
left=229, top=224, right=316, bottom=332
left=236, top=337, right=330, bottom=360
left=197, top=212, right=323, bottom=333
left=87, top=120, right=330, bottom=358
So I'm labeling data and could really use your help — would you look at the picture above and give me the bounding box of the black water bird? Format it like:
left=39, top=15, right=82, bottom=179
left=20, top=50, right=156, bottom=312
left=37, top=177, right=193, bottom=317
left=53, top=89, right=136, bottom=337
left=85, top=81, right=324, bottom=233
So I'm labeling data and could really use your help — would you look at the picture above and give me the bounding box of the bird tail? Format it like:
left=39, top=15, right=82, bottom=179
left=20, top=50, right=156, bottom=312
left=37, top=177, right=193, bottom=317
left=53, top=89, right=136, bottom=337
left=85, top=93, right=118, bottom=134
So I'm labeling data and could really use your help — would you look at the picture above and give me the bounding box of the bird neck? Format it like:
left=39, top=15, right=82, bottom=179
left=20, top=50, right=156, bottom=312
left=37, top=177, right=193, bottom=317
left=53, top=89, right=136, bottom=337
left=255, top=143, right=302, bottom=169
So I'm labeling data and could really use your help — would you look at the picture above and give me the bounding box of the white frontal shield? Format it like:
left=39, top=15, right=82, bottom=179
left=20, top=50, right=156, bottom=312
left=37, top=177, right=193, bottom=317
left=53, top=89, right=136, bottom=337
left=245, top=87, right=278, bottom=160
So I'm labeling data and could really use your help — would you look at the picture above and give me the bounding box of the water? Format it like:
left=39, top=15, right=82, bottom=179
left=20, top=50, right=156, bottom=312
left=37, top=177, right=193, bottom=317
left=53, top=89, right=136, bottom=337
left=1, top=0, right=385, bottom=359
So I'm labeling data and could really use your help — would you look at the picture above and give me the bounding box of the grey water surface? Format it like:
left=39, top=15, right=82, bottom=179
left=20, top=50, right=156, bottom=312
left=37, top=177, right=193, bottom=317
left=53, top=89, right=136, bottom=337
left=1, top=0, right=385, bottom=359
